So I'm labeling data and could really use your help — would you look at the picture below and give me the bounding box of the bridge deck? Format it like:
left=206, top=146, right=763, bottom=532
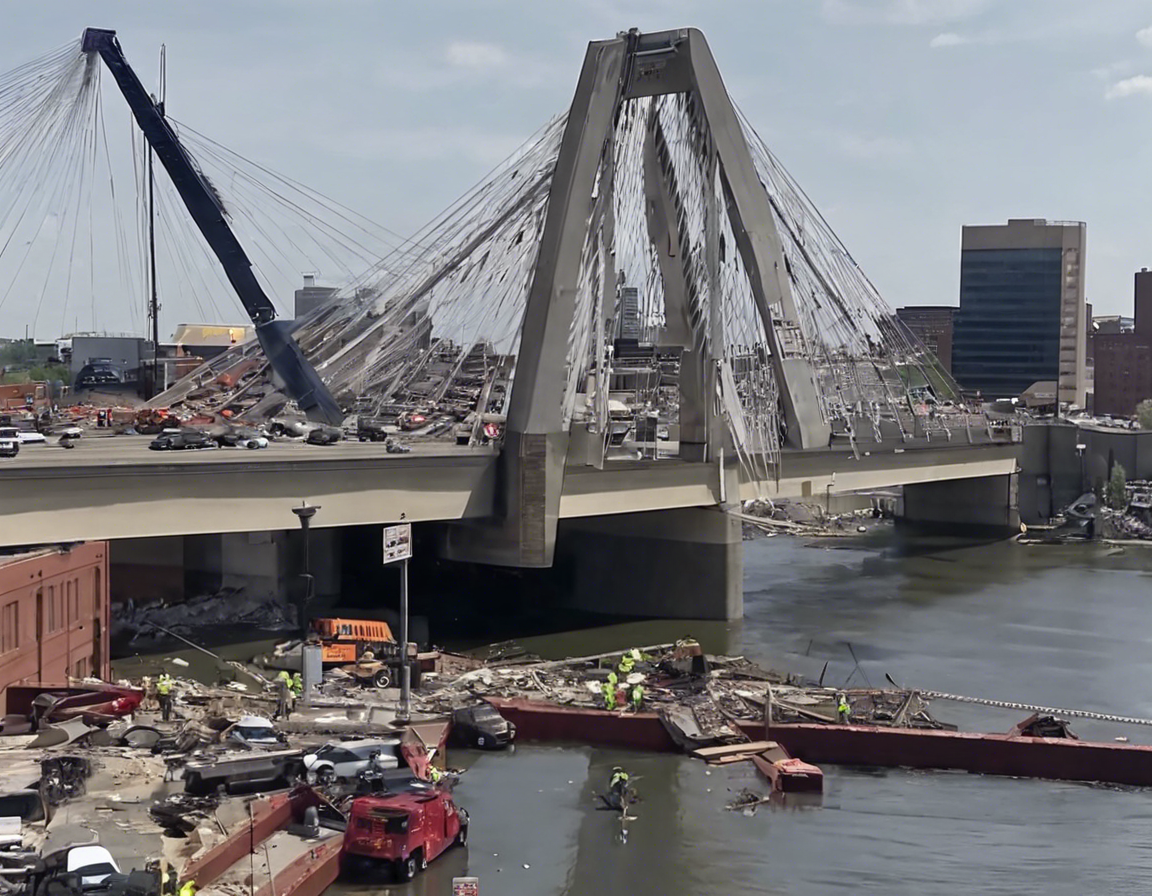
left=0, top=436, right=1018, bottom=546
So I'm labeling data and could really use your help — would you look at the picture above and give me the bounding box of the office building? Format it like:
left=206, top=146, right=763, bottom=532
left=951, top=219, right=1087, bottom=405
left=1093, top=269, right=1152, bottom=418
left=896, top=306, right=954, bottom=373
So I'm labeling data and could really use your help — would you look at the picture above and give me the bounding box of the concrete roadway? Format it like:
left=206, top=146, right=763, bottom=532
left=0, top=434, right=1019, bottom=546
left=0, top=434, right=485, bottom=468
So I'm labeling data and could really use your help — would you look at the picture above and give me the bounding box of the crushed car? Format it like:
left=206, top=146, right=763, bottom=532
left=449, top=702, right=516, bottom=750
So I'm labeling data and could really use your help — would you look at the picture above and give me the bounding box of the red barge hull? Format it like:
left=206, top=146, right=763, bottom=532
left=767, top=722, right=1152, bottom=787
left=490, top=698, right=1152, bottom=788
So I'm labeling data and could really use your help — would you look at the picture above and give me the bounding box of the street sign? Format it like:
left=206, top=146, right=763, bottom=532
left=452, top=879, right=479, bottom=896
left=382, top=522, right=412, bottom=565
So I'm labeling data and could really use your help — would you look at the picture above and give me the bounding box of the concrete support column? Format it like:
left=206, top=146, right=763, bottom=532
left=554, top=506, right=742, bottom=620
left=900, top=473, right=1020, bottom=535
left=182, top=530, right=342, bottom=603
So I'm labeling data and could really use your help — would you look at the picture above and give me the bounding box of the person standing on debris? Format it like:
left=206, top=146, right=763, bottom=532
left=837, top=693, right=851, bottom=724
left=603, top=671, right=619, bottom=710
left=178, top=879, right=196, bottom=896
left=630, top=683, right=644, bottom=711
left=428, top=765, right=443, bottom=785
left=274, top=670, right=292, bottom=721
left=156, top=671, right=174, bottom=722
left=290, top=672, right=303, bottom=699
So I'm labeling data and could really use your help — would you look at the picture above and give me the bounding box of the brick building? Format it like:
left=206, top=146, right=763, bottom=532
left=1093, top=270, right=1152, bottom=418
left=0, top=543, right=110, bottom=697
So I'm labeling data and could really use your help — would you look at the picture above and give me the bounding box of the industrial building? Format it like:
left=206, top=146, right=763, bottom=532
left=896, top=306, right=954, bottom=373
left=294, top=274, right=339, bottom=319
left=1093, top=269, right=1152, bottom=418
left=952, top=219, right=1087, bottom=406
left=0, top=542, right=110, bottom=697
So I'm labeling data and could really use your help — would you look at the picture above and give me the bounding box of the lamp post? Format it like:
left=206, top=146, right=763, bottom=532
left=1075, top=443, right=1087, bottom=495
left=291, top=501, right=319, bottom=640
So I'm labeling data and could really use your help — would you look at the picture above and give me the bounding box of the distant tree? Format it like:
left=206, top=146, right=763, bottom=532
left=0, top=340, right=37, bottom=366
left=1137, top=399, right=1152, bottom=431
left=1106, top=463, right=1128, bottom=510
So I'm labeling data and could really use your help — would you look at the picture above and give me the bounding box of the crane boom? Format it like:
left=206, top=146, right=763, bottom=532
left=81, top=27, right=343, bottom=424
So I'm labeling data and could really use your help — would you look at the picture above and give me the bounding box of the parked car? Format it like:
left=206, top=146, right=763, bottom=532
left=357, top=416, right=390, bottom=442
left=224, top=716, right=286, bottom=748
left=148, top=430, right=216, bottom=451
left=342, top=788, right=468, bottom=882
left=306, top=425, right=343, bottom=445
left=304, top=737, right=403, bottom=783
left=449, top=703, right=516, bottom=750
left=0, top=427, right=19, bottom=458
left=217, top=431, right=268, bottom=449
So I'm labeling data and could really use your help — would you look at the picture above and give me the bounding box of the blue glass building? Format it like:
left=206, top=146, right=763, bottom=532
left=951, top=220, right=1086, bottom=402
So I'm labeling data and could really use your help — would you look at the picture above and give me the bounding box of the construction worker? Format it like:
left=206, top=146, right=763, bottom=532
left=178, top=880, right=196, bottom=896
left=630, top=684, right=644, bottom=711
left=618, top=652, right=635, bottom=675
left=603, top=671, right=619, bottom=710
left=274, top=671, right=292, bottom=721
left=428, top=765, right=443, bottom=785
left=837, top=693, right=851, bottom=724
left=290, top=672, right=303, bottom=698
left=609, top=766, right=629, bottom=796
left=156, top=671, right=174, bottom=722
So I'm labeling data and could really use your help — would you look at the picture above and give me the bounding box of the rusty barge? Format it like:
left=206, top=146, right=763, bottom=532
left=489, top=697, right=1152, bottom=788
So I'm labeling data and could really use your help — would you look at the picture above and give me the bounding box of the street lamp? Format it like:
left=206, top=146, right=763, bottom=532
left=291, top=501, right=320, bottom=640
left=1075, top=444, right=1087, bottom=495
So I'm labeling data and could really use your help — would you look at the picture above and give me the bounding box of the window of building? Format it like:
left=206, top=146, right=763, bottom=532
left=71, top=578, right=78, bottom=624
left=46, top=586, right=55, bottom=632
left=1, top=601, right=18, bottom=654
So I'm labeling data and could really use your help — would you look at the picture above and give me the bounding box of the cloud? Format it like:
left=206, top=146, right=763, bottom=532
left=1138, top=26, right=1152, bottom=48
left=445, top=41, right=508, bottom=70
left=1105, top=75, right=1152, bottom=99
left=1091, top=59, right=1137, bottom=81
left=822, top=0, right=988, bottom=26
left=929, top=32, right=970, bottom=47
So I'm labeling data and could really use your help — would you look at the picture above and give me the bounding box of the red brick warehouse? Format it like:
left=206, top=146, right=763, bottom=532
left=0, top=542, right=110, bottom=696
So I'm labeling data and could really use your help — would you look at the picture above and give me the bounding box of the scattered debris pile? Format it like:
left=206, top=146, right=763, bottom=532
left=111, top=588, right=298, bottom=642
left=738, top=498, right=892, bottom=539
left=1099, top=506, right=1152, bottom=541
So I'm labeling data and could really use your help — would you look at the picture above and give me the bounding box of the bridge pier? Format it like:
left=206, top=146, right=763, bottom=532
left=900, top=473, right=1021, bottom=536
left=553, top=506, right=742, bottom=620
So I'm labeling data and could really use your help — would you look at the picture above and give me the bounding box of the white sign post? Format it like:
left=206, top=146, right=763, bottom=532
left=383, top=522, right=413, bottom=721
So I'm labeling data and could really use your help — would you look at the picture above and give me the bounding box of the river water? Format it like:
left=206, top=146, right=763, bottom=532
left=332, top=532, right=1152, bottom=895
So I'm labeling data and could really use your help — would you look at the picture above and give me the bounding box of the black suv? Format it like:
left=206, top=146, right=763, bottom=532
left=148, top=430, right=215, bottom=451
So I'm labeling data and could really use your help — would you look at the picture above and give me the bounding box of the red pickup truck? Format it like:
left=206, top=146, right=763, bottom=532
left=342, top=788, right=469, bottom=881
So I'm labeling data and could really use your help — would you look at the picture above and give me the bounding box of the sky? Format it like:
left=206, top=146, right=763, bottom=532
left=1, top=0, right=1151, bottom=338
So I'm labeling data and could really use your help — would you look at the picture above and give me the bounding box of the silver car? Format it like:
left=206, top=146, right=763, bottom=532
left=303, top=737, right=403, bottom=783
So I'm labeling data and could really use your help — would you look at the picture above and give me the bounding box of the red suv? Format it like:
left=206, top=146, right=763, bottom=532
left=343, top=789, right=468, bottom=881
